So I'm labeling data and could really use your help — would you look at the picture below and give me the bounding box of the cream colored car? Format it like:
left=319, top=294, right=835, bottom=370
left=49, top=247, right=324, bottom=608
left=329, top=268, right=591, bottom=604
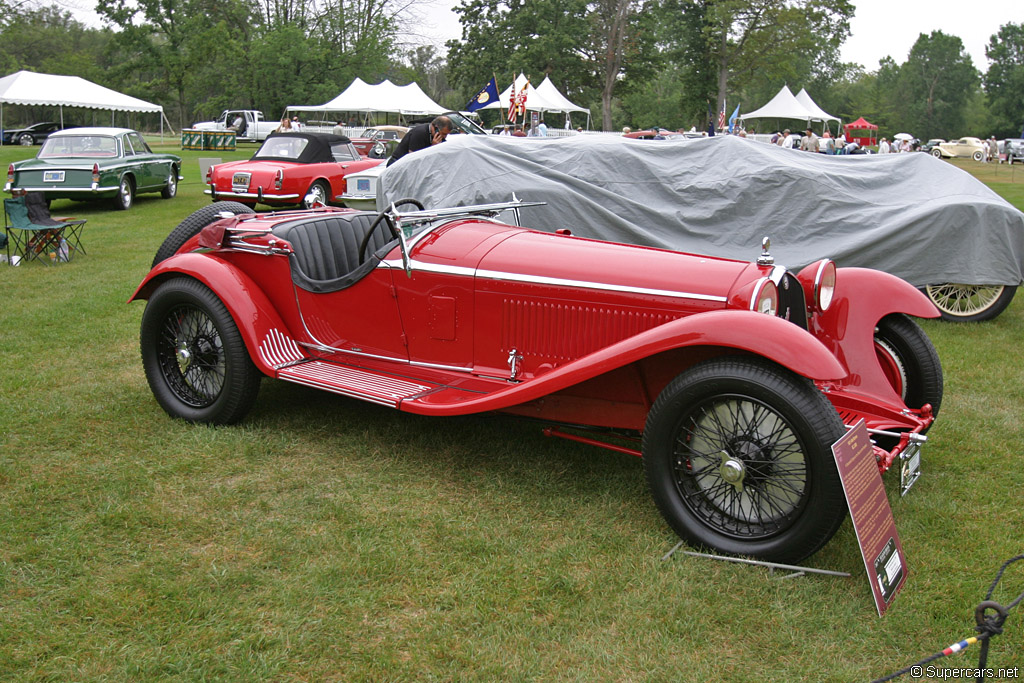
left=932, top=136, right=985, bottom=161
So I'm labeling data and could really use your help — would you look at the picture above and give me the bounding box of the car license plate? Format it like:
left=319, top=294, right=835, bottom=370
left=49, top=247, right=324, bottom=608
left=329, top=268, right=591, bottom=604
left=899, top=441, right=922, bottom=496
left=232, top=172, right=251, bottom=190
left=357, top=179, right=371, bottom=192
left=43, top=171, right=66, bottom=183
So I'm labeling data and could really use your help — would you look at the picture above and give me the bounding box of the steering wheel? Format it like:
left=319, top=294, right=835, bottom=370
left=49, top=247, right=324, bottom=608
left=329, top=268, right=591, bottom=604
left=358, top=198, right=425, bottom=265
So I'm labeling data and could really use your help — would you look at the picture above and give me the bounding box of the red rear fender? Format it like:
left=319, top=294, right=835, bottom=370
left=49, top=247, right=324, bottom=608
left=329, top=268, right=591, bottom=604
left=129, top=253, right=293, bottom=376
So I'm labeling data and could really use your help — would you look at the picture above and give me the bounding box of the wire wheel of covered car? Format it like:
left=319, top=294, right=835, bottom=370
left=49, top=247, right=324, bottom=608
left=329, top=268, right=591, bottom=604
left=923, top=283, right=1016, bottom=322
left=140, top=277, right=260, bottom=424
left=642, top=357, right=846, bottom=564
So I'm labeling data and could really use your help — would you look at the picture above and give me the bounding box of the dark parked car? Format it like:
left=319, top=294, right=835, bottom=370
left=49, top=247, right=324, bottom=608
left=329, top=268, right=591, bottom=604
left=2, top=122, right=78, bottom=146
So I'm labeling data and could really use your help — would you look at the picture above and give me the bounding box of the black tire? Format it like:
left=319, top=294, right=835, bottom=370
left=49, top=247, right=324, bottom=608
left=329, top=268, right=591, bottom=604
left=874, top=314, right=944, bottom=419
left=973, top=150, right=984, bottom=162
left=302, top=180, right=330, bottom=208
left=923, top=283, right=1016, bottom=322
left=642, top=356, right=846, bottom=564
left=140, top=277, right=261, bottom=424
left=152, top=201, right=254, bottom=267
left=18, top=133, right=34, bottom=146
left=161, top=166, right=179, bottom=199
left=113, top=175, right=134, bottom=211
left=931, top=148, right=942, bottom=158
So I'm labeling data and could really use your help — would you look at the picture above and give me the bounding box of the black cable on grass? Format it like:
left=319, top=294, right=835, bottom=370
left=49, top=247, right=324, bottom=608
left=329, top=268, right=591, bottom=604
left=871, top=554, right=1023, bottom=683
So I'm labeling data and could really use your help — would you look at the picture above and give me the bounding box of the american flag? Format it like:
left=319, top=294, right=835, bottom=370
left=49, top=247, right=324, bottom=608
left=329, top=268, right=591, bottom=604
left=717, top=104, right=726, bottom=130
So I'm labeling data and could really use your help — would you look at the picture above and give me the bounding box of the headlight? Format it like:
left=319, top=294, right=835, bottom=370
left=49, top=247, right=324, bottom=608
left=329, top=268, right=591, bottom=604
left=812, top=260, right=837, bottom=311
left=751, top=278, right=779, bottom=316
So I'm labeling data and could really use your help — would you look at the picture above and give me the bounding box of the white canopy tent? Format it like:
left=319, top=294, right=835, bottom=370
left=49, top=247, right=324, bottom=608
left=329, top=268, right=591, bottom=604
left=482, top=73, right=592, bottom=130
left=794, top=88, right=839, bottom=122
left=740, top=85, right=838, bottom=131
left=535, top=76, right=591, bottom=129
left=0, top=70, right=171, bottom=144
left=288, top=78, right=448, bottom=119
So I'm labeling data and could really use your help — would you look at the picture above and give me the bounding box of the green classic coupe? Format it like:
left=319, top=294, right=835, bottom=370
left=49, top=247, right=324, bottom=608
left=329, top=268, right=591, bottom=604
left=4, top=127, right=182, bottom=210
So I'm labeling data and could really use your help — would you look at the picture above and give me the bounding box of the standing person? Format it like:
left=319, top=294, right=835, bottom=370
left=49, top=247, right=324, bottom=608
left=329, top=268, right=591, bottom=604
left=536, top=118, right=548, bottom=136
left=800, top=128, right=818, bottom=152
left=981, top=138, right=990, bottom=162
left=275, top=116, right=292, bottom=133
left=332, top=120, right=345, bottom=135
left=386, top=115, right=453, bottom=167
left=878, top=137, right=891, bottom=154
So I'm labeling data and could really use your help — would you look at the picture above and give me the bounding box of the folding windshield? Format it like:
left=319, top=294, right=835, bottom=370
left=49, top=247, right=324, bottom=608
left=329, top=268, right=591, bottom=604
left=38, top=135, right=119, bottom=158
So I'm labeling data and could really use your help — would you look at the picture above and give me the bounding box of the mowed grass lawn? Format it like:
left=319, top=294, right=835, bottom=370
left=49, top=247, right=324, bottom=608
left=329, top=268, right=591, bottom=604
left=1, top=140, right=1022, bottom=681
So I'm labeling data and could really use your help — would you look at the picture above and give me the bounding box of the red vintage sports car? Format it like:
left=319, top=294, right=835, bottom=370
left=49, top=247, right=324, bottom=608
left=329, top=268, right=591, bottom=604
left=205, top=132, right=383, bottom=209
left=132, top=199, right=943, bottom=563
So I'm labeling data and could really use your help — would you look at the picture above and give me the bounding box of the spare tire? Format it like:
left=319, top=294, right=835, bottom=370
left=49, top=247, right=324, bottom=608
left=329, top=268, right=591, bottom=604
left=152, top=201, right=254, bottom=267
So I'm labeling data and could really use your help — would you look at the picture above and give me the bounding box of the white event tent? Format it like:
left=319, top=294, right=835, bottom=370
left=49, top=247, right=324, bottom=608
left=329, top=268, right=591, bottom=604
left=288, top=78, right=448, bottom=119
left=740, top=85, right=838, bottom=129
left=0, top=70, right=171, bottom=143
left=794, top=88, right=839, bottom=122
left=482, top=74, right=591, bottom=129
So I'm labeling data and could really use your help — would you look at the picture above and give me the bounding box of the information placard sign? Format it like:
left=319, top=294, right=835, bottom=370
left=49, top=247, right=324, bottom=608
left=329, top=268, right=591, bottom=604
left=831, top=420, right=907, bottom=616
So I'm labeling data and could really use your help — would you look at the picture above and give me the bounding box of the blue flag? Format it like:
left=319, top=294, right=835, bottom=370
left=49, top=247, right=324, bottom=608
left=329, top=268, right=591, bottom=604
left=728, top=104, right=741, bottom=133
left=466, top=77, right=499, bottom=113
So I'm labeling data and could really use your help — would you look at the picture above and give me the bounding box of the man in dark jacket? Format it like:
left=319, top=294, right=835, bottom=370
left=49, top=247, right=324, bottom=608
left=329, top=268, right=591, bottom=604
left=386, top=115, right=453, bottom=166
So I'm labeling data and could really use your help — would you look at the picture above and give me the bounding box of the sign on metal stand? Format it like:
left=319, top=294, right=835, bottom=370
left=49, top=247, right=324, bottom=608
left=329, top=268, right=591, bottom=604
left=831, top=419, right=907, bottom=616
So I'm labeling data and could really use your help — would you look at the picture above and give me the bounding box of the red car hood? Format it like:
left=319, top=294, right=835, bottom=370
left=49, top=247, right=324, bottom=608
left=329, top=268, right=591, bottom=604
left=411, top=221, right=752, bottom=304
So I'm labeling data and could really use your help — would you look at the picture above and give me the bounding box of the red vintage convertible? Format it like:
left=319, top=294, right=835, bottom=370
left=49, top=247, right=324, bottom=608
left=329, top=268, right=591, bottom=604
left=205, top=132, right=382, bottom=209
left=132, top=199, right=943, bottom=563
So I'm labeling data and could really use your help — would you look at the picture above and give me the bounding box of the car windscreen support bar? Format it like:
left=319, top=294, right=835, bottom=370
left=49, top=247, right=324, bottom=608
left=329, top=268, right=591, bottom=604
left=661, top=542, right=852, bottom=579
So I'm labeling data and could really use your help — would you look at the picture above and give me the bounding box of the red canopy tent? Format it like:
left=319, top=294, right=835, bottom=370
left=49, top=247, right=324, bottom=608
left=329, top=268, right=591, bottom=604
left=844, top=116, right=877, bottom=147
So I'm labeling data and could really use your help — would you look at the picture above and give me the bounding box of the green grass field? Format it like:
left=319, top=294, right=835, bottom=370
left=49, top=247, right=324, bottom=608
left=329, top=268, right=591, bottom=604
left=1, top=141, right=1022, bottom=681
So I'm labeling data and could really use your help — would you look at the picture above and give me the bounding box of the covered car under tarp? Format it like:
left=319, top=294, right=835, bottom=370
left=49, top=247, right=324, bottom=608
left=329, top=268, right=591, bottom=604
left=378, top=134, right=1024, bottom=290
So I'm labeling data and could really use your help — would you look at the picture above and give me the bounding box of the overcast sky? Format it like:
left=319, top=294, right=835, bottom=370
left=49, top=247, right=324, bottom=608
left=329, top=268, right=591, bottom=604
left=418, top=0, right=1017, bottom=71
left=54, top=0, right=1018, bottom=72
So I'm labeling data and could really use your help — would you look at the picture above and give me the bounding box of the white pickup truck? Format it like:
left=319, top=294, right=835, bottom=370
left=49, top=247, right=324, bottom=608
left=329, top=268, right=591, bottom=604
left=191, top=110, right=280, bottom=142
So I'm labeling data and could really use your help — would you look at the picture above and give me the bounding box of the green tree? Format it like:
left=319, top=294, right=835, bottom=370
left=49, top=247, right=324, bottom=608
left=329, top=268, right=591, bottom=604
left=984, top=22, right=1024, bottom=138
left=701, top=0, right=853, bottom=118
left=895, top=31, right=978, bottom=140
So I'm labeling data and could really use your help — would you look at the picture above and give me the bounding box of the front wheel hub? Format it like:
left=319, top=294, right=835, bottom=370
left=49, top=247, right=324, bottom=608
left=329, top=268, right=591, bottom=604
left=718, top=451, right=747, bottom=492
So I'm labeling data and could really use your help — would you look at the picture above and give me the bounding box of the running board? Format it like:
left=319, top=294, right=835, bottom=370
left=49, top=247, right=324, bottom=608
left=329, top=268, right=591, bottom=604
left=277, top=360, right=436, bottom=408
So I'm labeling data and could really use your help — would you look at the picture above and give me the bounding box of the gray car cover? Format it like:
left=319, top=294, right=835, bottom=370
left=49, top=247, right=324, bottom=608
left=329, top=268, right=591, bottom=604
left=378, top=134, right=1024, bottom=287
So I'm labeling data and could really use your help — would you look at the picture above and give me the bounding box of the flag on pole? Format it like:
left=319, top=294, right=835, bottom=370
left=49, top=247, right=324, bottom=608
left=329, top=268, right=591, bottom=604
left=728, top=104, right=741, bottom=133
left=508, top=80, right=530, bottom=122
left=466, top=77, right=499, bottom=113
left=717, top=103, right=727, bottom=130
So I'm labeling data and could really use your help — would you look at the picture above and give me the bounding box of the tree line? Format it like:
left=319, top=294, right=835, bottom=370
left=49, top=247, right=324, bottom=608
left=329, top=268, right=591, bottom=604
left=1, top=0, right=1022, bottom=140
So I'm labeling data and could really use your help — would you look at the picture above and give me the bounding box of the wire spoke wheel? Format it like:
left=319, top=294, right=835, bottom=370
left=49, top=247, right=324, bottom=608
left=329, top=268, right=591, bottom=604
left=140, top=277, right=261, bottom=424
left=673, top=394, right=809, bottom=539
left=924, top=283, right=1016, bottom=322
left=643, top=357, right=845, bottom=563
left=156, top=302, right=226, bottom=407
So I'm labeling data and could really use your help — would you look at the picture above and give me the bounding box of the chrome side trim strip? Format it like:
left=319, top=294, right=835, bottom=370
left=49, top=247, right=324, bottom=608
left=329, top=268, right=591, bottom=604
left=379, top=258, right=727, bottom=303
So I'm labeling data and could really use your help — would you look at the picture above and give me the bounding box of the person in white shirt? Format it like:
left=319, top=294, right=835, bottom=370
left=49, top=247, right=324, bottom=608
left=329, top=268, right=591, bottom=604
left=878, top=137, right=891, bottom=154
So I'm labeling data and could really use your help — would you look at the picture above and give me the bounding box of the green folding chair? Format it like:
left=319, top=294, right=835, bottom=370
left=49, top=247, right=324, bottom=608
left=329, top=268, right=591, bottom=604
left=4, top=194, right=87, bottom=265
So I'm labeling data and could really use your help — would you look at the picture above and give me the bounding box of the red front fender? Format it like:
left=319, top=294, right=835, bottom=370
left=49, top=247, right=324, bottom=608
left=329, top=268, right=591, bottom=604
left=807, top=266, right=939, bottom=408
left=129, top=253, right=291, bottom=376
left=404, top=309, right=847, bottom=416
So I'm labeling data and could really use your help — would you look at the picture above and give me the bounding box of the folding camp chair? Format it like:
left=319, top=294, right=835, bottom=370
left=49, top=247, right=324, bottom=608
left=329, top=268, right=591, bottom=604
left=4, top=193, right=87, bottom=265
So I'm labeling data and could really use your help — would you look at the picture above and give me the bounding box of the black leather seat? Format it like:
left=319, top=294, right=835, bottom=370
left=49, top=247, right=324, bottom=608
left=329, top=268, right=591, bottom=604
left=272, top=213, right=395, bottom=292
